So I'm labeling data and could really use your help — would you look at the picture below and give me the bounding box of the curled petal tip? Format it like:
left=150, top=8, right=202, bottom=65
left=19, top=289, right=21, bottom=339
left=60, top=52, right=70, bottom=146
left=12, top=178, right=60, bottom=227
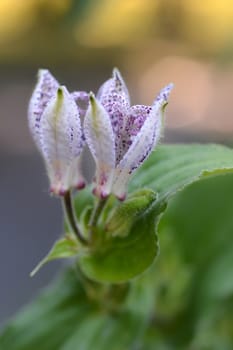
left=76, top=181, right=86, bottom=190
left=153, top=83, right=174, bottom=108
left=59, top=189, right=67, bottom=196
left=89, top=91, right=95, bottom=102
left=92, top=187, right=109, bottom=199
left=89, top=92, right=97, bottom=108
left=117, top=193, right=126, bottom=201
left=166, top=82, right=174, bottom=95
left=57, top=85, right=70, bottom=98
left=38, top=68, right=49, bottom=76
left=100, top=190, right=109, bottom=199
left=113, top=67, right=121, bottom=77
left=162, top=83, right=174, bottom=101
left=112, top=68, right=125, bottom=85
left=57, top=86, right=63, bottom=95
left=49, top=186, right=67, bottom=197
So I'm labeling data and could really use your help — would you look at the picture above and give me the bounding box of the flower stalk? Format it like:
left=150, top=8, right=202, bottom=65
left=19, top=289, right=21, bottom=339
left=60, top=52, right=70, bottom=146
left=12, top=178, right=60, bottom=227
left=62, top=191, right=88, bottom=245
left=88, top=197, right=108, bottom=240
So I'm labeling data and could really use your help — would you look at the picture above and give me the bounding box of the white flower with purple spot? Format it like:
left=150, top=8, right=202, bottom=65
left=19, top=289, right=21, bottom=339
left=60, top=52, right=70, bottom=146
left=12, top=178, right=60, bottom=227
left=28, top=69, right=87, bottom=195
left=84, top=68, right=173, bottom=200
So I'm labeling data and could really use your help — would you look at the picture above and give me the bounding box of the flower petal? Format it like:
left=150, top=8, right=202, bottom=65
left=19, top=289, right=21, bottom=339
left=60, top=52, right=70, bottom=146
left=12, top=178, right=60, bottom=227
left=40, top=86, right=84, bottom=195
left=68, top=155, right=86, bottom=190
left=84, top=93, right=116, bottom=198
left=112, top=83, right=174, bottom=199
left=28, top=69, right=59, bottom=149
left=97, top=68, right=130, bottom=106
left=71, top=91, right=89, bottom=119
left=153, top=82, right=174, bottom=107
left=127, top=105, right=153, bottom=137
left=115, top=105, right=153, bottom=165
left=97, top=69, right=130, bottom=160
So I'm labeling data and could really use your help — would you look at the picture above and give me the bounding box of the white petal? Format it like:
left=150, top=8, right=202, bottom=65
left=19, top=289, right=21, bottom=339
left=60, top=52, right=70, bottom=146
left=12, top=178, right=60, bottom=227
left=97, top=68, right=130, bottom=135
left=68, top=155, right=86, bottom=190
left=112, top=83, right=173, bottom=199
left=153, top=83, right=174, bottom=107
left=84, top=93, right=116, bottom=198
left=40, top=86, right=84, bottom=195
left=116, top=105, right=153, bottom=165
left=28, top=69, right=59, bottom=150
left=97, top=68, right=130, bottom=105
left=71, top=91, right=89, bottom=119
left=97, top=68, right=131, bottom=166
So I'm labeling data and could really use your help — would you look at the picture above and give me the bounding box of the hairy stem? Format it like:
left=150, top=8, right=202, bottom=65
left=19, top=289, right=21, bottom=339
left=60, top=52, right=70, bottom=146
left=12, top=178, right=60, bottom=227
left=62, top=191, right=88, bottom=245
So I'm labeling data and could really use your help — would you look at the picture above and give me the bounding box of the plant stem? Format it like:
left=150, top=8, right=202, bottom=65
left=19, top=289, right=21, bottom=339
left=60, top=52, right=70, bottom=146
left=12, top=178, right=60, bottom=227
left=62, top=191, right=88, bottom=245
left=88, top=197, right=107, bottom=239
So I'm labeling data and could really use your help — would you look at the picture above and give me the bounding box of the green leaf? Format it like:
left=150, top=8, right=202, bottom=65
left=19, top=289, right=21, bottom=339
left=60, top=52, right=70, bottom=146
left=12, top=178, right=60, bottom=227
left=153, top=172, right=233, bottom=347
left=3, top=144, right=233, bottom=349
left=78, top=144, right=233, bottom=283
left=79, top=209, right=159, bottom=283
left=130, top=144, right=233, bottom=206
left=30, top=236, right=79, bottom=276
left=159, top=172, right=233, bottom=302
left=106, top=189, right=157, bottom=237
left=0, top=269, right=147, bottom=350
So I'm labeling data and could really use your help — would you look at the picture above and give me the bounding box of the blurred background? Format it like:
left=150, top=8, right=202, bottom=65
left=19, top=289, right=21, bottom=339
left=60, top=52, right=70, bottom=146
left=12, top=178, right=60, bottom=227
left=1, top=0, right=233, bottom=326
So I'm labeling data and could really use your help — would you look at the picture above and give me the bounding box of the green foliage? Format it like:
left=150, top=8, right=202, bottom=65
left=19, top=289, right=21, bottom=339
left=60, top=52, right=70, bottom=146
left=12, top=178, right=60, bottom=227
left=130, top=143, right=233, bottom=204
left=30, top=235, right=80, bottom=277
left=57, top=187, right=159, bottom=283
left=79, top=144, right=233, bottom=282
left=31, top=144, right=233, bottom=283
left=79, top=208, right=159, bottom=283
left=78, top=189, right=158, bottom=283
left=106, top=189, right=157, bottom=237
left=2, top=143, right=233, bottom=349
left=140, top=173, right=233, bottom=349
left=0, top=269, right=146, bottom=350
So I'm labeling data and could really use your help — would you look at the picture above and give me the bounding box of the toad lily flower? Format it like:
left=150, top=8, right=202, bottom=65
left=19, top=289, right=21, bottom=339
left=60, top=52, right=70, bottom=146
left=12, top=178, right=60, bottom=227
left=28, top=69, right=86, bottom=196
left=84, top=69, right=173, bottom=200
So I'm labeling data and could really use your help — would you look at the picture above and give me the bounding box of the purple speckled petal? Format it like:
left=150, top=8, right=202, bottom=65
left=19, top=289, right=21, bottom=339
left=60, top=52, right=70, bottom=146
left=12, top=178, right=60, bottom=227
left=97, top=68, right=130, bottom=104
left=71, top=91, right=89, bottom=119
left=97, top=69, right=130, bottom=158
left=84, top=93, right=116, bottom=198
left=127, top=105, right=153, bottom=137
left=28, top=69, right=59, bottom=150
left=153, top=83, right=174, bottom=106
left=40, top=86, right=84, bottom=195
left=115, top=105, right=153, bottom=165
left=112, top=83, right=173, bottom=199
